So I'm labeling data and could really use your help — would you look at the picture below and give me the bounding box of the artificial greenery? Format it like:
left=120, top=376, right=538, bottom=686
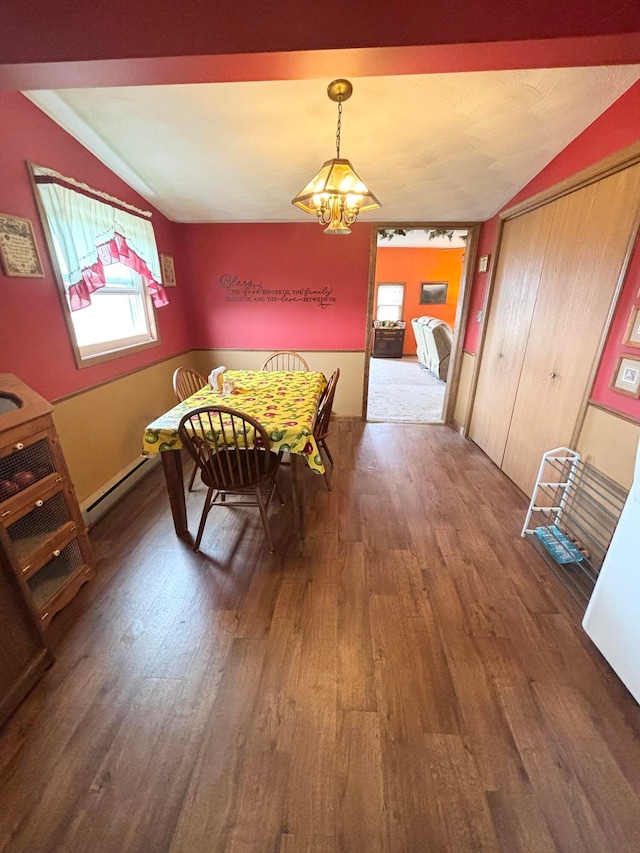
left=378, top=228, right=466, bottom=241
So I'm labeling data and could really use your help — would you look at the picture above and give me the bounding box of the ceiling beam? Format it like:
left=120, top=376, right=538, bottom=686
left=1, top=0, right=639, bottom=91
left=3, top=36, right=640, bottom=92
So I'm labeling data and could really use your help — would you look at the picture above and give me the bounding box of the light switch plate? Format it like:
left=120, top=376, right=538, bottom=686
left=478, top=255, right=490, bottom=273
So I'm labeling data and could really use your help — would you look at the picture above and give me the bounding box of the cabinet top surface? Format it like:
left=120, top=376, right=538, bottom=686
left=0, top=375, right=53, bottom=433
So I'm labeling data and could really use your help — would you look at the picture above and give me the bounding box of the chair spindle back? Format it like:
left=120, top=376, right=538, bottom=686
left=178, top=406, right=277, bottom=491
left=261, top=351, right=309, bottom=372
left=173, top=367, right=208, bottom=402
left=314, top=369, right=340, bottom=441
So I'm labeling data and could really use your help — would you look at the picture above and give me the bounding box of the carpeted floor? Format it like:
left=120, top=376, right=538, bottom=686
left=367, top=355, right=445, bottom=422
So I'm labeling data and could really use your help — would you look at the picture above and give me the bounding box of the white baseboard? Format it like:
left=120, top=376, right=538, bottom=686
left=80, top=455, right=161, bottom=528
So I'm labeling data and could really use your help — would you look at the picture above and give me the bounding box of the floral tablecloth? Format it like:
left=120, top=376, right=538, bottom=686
left=142, top=370, right=327, bottom=474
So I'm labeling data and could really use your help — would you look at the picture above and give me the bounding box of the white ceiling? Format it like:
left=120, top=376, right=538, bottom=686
left=25, top=66, right=640, bottom=224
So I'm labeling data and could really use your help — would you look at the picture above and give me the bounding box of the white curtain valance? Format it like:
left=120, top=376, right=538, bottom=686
left=32, top=164, right=168, bottom=311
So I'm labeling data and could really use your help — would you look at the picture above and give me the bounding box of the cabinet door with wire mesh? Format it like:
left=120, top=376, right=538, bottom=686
left=0, top=430, right=61, bottom=504
left=0, top=393, right=94, bottom=628
left=6, top=485, right=79, bottom=576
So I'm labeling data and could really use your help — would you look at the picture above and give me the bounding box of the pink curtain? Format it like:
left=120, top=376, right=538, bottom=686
left=68, top=232, right=169, bottom=311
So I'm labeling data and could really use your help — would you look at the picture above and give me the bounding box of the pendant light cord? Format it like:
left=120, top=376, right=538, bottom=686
left=335, top=100, right=342, bottom=159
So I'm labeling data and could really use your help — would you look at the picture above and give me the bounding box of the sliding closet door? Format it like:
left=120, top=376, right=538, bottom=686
left=502, top=163, right=640, bottom=495
left=469, top=204, right=555, bottom=465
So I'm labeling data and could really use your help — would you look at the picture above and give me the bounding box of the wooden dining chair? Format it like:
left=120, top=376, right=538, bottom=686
left=173, top=366, right=207, bottom=401
left=314, top=368, right=340, bottom=491
left=260, top=351, right=309, bottom=372
left=172, top=367, right=208, bottom=491
left=178, top=405, right=284, bottom=553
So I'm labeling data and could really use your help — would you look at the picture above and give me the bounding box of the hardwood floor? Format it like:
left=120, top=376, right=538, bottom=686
left=1, top=422, right=639, bottom=852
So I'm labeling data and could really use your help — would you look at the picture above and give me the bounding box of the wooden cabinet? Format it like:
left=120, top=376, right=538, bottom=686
left=0, top=374, right=94, bottom=631
left=372, top=327, right=405, bottom=358
left=0, top=546, right=53, bottom=727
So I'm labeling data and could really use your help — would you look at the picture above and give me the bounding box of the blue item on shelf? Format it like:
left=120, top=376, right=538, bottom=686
left=534, top=524, right=584, bottom=564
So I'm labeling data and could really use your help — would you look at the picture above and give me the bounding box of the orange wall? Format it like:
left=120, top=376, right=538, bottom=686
left=374, top=246, right=465, bottom=355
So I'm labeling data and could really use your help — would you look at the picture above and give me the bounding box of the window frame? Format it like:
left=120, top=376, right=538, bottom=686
left=68, top=267, right=159, bottom=361
left=29, top=163, right=162, bottom=369
left=375, top=282, right=405, bottom=322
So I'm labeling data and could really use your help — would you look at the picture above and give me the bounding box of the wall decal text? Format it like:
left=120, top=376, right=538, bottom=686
left=220, top=274, right=336, bottom=309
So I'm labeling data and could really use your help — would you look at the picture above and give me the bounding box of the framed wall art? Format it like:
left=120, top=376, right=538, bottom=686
left=0, top=213, right=45, bottom=278
left=160, top=253, right=176, bottom=287
left=622, top=307, right=640, bottom=348
left=610, top=355, right=640, bottom=398
left=419, top=281, right=448, bottom=305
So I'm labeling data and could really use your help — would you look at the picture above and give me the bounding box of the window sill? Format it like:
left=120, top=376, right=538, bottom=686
left=74, top=336, right=161, bottom=369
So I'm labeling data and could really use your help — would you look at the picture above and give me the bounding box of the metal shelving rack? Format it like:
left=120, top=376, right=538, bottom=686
left=522, top=447, right=628, bottom=605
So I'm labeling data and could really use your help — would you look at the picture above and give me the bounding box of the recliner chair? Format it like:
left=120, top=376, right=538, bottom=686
left=411, top=316, right=453, bottom=380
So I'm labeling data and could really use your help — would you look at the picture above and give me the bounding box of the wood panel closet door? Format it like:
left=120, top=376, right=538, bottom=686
left=469, top=205, right=555, bottom=465
left=502, top=163, right=640, bottom=496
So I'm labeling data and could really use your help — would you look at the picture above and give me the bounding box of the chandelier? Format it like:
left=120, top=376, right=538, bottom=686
left=291, top=79, right=381, bottom=235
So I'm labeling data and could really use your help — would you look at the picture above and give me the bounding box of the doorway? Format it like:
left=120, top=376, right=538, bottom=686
left=363, top=224, right=478, bottom=424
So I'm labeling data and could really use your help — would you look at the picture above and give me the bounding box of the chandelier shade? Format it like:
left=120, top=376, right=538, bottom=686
left=291, top=80, right=381, bottom=234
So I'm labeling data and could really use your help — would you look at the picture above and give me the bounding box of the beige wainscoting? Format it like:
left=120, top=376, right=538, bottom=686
left=452, top=350, right=475, bottom=431
left=52, top=352, right=200, bottom=505
left=192, top=349, right=366, bottom=419
left=576, top=404, right=640, bottom=491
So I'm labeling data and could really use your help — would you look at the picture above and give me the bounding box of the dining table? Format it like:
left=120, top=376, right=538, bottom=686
left=142, top=369, right=327, bottom=539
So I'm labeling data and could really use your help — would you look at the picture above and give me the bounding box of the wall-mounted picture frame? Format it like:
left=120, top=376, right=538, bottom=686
left=160, top=253, right=176, bottom=287
left=419, top=281, right=448, bottom=305
left=0, top=213, right=45, bottom=278
left=610, top=355, right=640, bottom=398
left=623, top=307, right=640, bottom=348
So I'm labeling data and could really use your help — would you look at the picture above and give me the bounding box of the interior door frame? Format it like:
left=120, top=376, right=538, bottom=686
left=363, top=221, right=481, bottom=424
left=463, top=139, right=640, bottom=443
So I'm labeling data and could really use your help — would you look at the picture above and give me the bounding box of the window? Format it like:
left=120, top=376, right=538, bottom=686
left=376, top=282, right=405, bottom=322
left=53, top=240, right=158, bottom=362
left=31, top=163, right=168, bottom=368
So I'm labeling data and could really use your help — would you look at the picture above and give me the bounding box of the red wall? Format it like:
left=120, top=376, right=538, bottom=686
left=182, top=223, right=372, bottom=351
left=591, top=235, right=640, bottom=418
left=375, top=247, right=465, bottom=354
left=4, top=78, right=639, bottom=424
left=2, top=0, right=638, bottom=67
left=507, top=84, right=640, bottom=208
left=463, top=218, right=498, bottom=353
left=463, top=81, right=640, bottom=422
left=0, top=92, right=191, bottom=402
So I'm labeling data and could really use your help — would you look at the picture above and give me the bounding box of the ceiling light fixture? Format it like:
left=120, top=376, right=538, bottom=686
left=291, top=79, right=381, bottom=235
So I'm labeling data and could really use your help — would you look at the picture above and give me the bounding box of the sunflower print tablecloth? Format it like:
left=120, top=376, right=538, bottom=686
left=142, top=370, right=328, bottom=474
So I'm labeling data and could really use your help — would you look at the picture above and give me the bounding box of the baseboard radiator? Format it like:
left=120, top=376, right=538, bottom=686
left=80, top=455, right=160, bottom=528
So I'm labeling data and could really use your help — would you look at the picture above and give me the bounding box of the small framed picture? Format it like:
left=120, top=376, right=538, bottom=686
left=623, top=307, right=640, bottom=348
left=610, top=355, right=640, bottom=398
left=420, top=281, right=448, bottom=305
left=0, top=213, right=45, bottom=278
left=160, top=253, right=176, bottom=287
